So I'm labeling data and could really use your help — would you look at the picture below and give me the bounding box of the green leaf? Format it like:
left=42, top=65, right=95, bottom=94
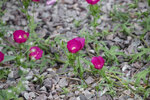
left=144, top=88, right=150, bottom=99
left=134, top=69, right=150, bottom=85
left=2, top=56, right=16, bottom=62
left=148, top=0, right=150, bottom=7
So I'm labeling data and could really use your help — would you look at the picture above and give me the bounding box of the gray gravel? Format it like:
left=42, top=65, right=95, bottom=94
left=0, top=0, right=149, bottom=100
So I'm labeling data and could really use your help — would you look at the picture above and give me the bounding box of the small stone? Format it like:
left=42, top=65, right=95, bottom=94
left=69, top=97, right=76, bottom=100
left=26, top=71, right=34, bottom=80
left=89, top=50, right=95, bottom=54
left=44, top=78, right=52, bottom=89
left=24, top=84, right=31, bottom=91
left=98, top=94, right=113, bottom=100
left=58, top=78, right=68, bottom=87
left=106, top=34, right=114, bottom=40
left=121, top=62, right=130, bottom=72
left=40, top=86, right=47, bottom=91
left=91, top=83, right=97, bottom=88
left=48, top=93, right=53, bottom=99
left=53, top=94, right=60, bottom=100
left=42, top=12, right=50, bottom=18
left=8, top=71, right=14, bottom=78
left=64, top=0, right=74, bottom=4
left=60, top=95, right=65, bottom=98
left=79, top=94, right=88, bottom=100
left=97, top=88, right=108, bottom=96
left=134, top=23, right=143, bottom=35
left=79, top=88, right=84, bottom=92
left=119, top=95, right=129, bottom=100
left=8, top=51, right=13, bottom=55
left=85, top=76, right=94, bottom=85
left=47, top=68, right=54, bottom=72
left=126, top=71, right=131, bottom=77
left=21, top=19, right=27, bottom=26
left=24, top=92, right=29, bottom=100
left=52, top=75, right=60, bottom=85
left=26, top=75, right=33, bottom=80
left=29, top=92, right=36, bottom=98
left=41, top=72, right=47, bottom=76
left=52, top=14, right=60, bottom=22
left=83, top=90, right=93, bottom=99
left=127, top=98, right=134, bottom=100
left=127, top=36, right=132, bottom=41
left=76, top=97, right=81, bottom=100
left=113, top=37, right=123, bottom=42
left=67, top=92, right=74, bottom=97
left=75, top=91, right=80, bottom=95
left=36, top=94, right=47, bottom=100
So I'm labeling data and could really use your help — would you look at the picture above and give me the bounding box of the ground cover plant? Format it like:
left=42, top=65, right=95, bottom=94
left=0, top=0, right=150, bottom=100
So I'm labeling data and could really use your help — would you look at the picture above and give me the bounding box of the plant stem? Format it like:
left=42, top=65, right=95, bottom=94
left=77, top=54, right=84, bottom=80
left=147, top=71, right=150, bottom=86
left=106, top=73, right=136, bottom=93
left=45, top=56, right=65, bottom=64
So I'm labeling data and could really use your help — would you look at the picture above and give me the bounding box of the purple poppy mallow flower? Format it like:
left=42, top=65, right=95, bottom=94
left=91, top=56, right=105, bottom=70
left=13, top=30, right=29, bottom=44
left=0, top=51, right=4, bottom=63
left=46, top=0, right=57, bottom=5
left=86, top=0, right=100, bottom=5
left=67, top=37, right=85, bottom=53
left=29, top=46, right=43, bottom=60
left=32, top=0, right=40, bottom=2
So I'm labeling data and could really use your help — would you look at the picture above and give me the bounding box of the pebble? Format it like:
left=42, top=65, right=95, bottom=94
left=1, top=1, right=147, bottom=100
left=83, top=90, right=93, bottom=99
left=85, top=76, right=95, bottom=85
left=48, top=93, right=53, bottom=99
left=106, top=34, right=114, bottom=40
left=69, top=97, right=76, bottom=100
left=121, top=62, right=131, bottom=72
left=64, top=0, right=74, bottom=4
left=75, top=91, right=80, bottom=95
left=25, top=71, right=34, bottom=80
left=29, top=92, right=36, bottom=98
left=40, top=86, right=47, bottom=92
left=35, top=94, right=47, bottom=100
left=127, top=98, right=134, bottom=100
left=58, top=78, right=68, bottom=87
left=8, top=71, right=14, bottom=78
left=79, top=94, right=88, bottom=100
left=24, top=92, right=29, bottom=100
left=44, top=78, right=52, bottom=89
left=98, top=95, right=113, bottom=100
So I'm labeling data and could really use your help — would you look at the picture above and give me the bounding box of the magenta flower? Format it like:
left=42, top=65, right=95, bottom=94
left=0, top=51, right=4, bottom=63
left=86, top=0, right=100, bottom=5
left=46, top=0, right=57, bottom=5
left=29, top=46, right=43, bottom=60
left=32, top=0, right=40, bottom=2
left=67, top=37, right=85, bottom=53
left=13, top=30, right=29, bottom=44
left=91, top=56, right=104, bottom=70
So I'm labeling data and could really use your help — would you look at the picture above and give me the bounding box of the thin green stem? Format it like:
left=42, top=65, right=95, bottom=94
left=77, top=54, right=83, bottom=79
left=45, top=56, right=66, bottom=64
left=106, top=73, right=136, bottom=93
left=147, top=71, right=150, bottom=86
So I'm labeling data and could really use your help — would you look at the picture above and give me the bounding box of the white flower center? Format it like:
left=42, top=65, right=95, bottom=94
left=72, top=47, right=76, bottom=50
left=31, top=49, right=36, bottom=52
left=18, top=35, right=22, bottom=39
